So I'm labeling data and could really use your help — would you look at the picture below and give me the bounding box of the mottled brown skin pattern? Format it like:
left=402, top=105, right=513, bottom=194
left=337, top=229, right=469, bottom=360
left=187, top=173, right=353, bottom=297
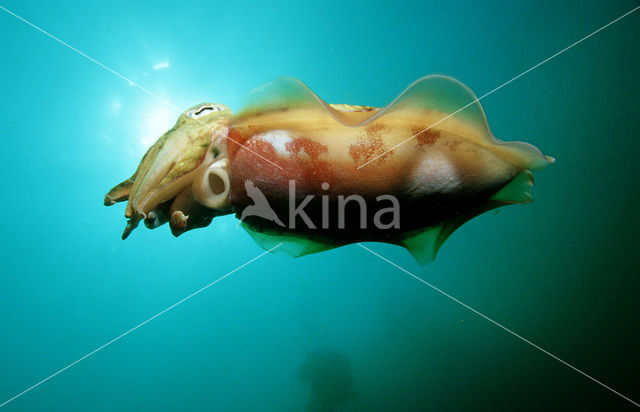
left=414, top=128, right=441, bottom=149
left=348, top=136, right=391, bottom=164
left=234, top=150, right=505, bottom=242
left=105, top=85, right=551, bottom=256
left=228, top=107, right=510, bottom=243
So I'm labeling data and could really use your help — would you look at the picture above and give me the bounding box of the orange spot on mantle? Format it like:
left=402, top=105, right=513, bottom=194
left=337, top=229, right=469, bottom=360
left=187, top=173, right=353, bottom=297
left=348, top=122, right=392, bottom=165
left=414, top=127, right=441, bottom=149
left=231, top=133, right=336, bottom=189
left=285, top=137, right=327, bottom=161
left=349, top=135, right=391, bottom=165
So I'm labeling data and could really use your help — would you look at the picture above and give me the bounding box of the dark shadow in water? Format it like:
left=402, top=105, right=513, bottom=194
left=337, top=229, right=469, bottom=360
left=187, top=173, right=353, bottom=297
left=297, top=349, right=355, bottom=412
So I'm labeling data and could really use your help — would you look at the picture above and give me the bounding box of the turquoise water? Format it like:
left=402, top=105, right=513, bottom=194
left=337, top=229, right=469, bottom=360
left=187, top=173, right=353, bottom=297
left=1, top=1, right=639, bottom=410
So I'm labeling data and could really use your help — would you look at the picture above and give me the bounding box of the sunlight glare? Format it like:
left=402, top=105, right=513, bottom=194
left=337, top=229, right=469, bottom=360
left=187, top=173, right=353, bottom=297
left=138, top=105, right=173, bottom=151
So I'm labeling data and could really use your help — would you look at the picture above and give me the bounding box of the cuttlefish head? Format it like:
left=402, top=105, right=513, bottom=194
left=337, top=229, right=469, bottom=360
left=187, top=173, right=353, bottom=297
left=104, top=103, right=234, bottom=239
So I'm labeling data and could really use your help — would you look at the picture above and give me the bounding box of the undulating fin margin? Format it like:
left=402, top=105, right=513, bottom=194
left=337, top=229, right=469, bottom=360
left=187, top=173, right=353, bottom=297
left=399, top=170, right=536, bottom=264
left=237, top=76, right=553, bottom=170
left=238, top=75, right=492, bottom=128
left=241, top=222, right=342, bottom=257
left=240, top=170, right=536, bottom=265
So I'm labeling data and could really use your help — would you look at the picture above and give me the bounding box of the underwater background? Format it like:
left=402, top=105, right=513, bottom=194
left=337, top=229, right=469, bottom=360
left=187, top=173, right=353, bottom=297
left=1, top=0, right=639, bottom=410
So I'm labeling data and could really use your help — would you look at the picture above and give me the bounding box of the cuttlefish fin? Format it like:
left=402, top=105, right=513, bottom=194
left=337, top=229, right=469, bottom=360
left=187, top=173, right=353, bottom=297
left=376, top=75, right=493, bottom=134
left=241, top=222, right=340, bottom=257
left=104, top=176, right=135, bottom=206
left=400, top=170, right=536, bottom=264
left=236, top=77, right=380, bottom=126
left=399, top=226, right=449, bottom=265
left=489, top=170, right=534, bottom=203
left=241, top=171, right=537, bottom=264
left=378, top=76, right=553, bottom=170
left=237, top=76, right=552, bottom=170
left=237, top=75, right=492, bottom=129
left=239, top=77, right=323, bottom=115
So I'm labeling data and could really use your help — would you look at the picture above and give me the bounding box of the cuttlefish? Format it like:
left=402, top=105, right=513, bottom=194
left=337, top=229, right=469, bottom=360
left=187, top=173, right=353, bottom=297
left=104, top=76, right=553, bottom=264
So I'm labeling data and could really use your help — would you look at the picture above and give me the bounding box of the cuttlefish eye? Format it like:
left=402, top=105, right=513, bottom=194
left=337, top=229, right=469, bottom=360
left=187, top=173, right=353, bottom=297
left=187, top=104, right=223, bottom=119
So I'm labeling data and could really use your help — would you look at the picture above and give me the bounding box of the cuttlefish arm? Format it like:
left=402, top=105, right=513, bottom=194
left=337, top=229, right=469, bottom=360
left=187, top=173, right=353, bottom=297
left=103, top=176, right=135, bottom=206
left=103, top=138, right=160, bottom=206
left=104, top=103, right=233, bottom=239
